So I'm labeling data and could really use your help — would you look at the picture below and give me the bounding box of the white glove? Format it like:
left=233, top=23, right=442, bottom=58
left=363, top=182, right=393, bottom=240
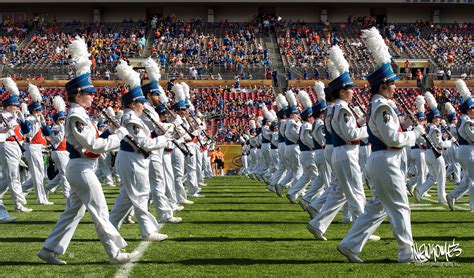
left=356, top=116, right=366, bottom=127
left=16, top=111, right=25, bottom=122
left=413, top=124, right=426, bottom=138
left=6, top=129, right=16, bottom=138
left=173, top=116, right=183, bottom=127
left=115, top=127, right=129, bottom=140
left=164, top=129, right=174, bottom=141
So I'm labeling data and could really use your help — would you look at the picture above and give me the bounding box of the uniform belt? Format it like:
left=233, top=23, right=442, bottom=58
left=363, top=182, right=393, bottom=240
left=164, top=148, right=173, bottom=152
left=350, top=140, right=360, bottom=145
left=6, top=137, right=21, bottom=142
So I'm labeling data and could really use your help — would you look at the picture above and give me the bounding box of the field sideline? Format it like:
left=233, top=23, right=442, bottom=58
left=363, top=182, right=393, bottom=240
left=0, top=176, right=472, bottom=277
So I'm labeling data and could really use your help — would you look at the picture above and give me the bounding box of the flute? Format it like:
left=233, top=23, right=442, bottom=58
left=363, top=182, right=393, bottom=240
left=142, top=107, right=192, bottom=156
left=92, top=103, right=151, bottom=159
left=394, top=94, right=442, bottom=158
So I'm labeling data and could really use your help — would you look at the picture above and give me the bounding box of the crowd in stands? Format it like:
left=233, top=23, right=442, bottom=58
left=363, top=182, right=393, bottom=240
left=149, top=14, right=271, bottom=79
left=0, top=20, right=31, bottom=64
left=5, top=20, right=146, bottom=79
left=387, top=21, right=473, bottom=75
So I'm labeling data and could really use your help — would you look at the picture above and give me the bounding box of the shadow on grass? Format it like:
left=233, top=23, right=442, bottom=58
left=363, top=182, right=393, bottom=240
left=0, top=260, right=111, bottom=266
left=181, top=220, right=309, bottom=225
left=0, top=237, right=143, bottom=243
left=3, top=220, right=94, bottom=225
left=187, top=209, right=302, bottom=212
left=194, top=202, right=289, bottom=205
left=136, top=257, right=406, bottom=265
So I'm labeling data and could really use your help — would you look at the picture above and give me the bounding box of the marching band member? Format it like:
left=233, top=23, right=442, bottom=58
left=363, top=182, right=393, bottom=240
left=0, top=77, right=31, bottom=212
left=269, top=111, right=280, bottom=183
left=307, top=45, right=367, bottom=240
left=300, top=82, right=330, bottom=212
left=268, top=94, right=289, bottom=192
left=447, top=79, right=473, bottom=211
left=142, top=57, right=182, bottom=223
left=248, top=119, right=258, bottom=178
left=156, top=98, right=185, bottom=212
left=22, top=84, right=53, bottom=205
left=261, top=105, right=275, bottom=182
left=39, top=37, right=135, bottom=265
left=108, top=60, right=171, bottom=240
left=307, top=83, right=336, bottom=218
left=45, top=96, right=70, bottom=198
left=406, top=96, right=428, bottom=195
left=444, top=102, right=461, bottom=184
left=337, top=27, right=426, bottom=263
left=414, top=92, right=454, bottom=204
left=287, top=90, right=316, bottom=203
left=276, top=90, right=302, bottom=196
left=171, top=83, right=196, bottom=203
left=96, top=120, right=115, bottom=187
left=239, top=135, right=250, bottom=176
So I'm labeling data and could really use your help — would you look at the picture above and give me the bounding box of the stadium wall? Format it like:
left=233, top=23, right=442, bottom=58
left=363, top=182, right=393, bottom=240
left=0, top=3, right=472, bottom=23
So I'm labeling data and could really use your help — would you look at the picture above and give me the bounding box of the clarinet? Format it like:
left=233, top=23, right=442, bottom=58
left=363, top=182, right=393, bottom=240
left=442, top=124, right=460, bottom=147
left=92, top=103, right=151, bottom=159
left=185, top=114, right=205, bottom=148
left=394, top=94, right=442, bottom=158
left=0, top=113, right=26, bottom=153
left=142, top=107, right=192, bottom=156
left=352, top=95, right=368, bottom=117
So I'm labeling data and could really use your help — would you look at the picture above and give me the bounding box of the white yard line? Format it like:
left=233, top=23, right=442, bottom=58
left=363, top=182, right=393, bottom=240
left=114, top=241, right=151, bottom=278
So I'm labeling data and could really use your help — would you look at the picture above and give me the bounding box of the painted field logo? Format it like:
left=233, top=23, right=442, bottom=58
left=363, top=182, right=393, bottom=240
left=412, top=239, right=462, bottom=262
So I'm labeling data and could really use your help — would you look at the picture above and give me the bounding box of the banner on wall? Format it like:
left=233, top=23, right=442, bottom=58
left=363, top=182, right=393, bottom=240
left=218, top=144, right=242, bottom=173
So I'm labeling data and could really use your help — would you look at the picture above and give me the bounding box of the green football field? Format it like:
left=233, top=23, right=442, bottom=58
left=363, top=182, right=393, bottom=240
left=0, top=176, right=472, bottom=277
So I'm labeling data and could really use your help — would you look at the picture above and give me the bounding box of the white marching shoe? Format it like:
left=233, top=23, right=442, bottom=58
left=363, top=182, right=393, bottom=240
left=38, top=248, right=67, bottom=265
left=0, top=215, right=16, bottom=224
left=142, top=232, right=168, bottom=242
left=15, top=205, right=33, bottom=213
left=337, top=245, right=364, bottom=263
left=162, top=216, right=182, bottom=223
left=446, top=194, right=455, bottom=211
left=109, top=251, right=140, bottom=265
left=306, top=224, right=327, bottom=241
left=180, top=199, right=194, bottom=205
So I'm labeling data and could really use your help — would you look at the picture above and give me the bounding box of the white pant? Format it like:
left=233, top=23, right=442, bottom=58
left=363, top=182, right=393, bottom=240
left=46, top=151, right=70, bottom=198
left=449, top=145, right=473, bottom=209
left=331, top=145, right=365, bottom=218
left=309, top=145, right=365, bottom=233
left=195, top=145, right=204, bottom=184
left=110, top=151, right=160, bottom=236
left=270, top=143, right=287, bottom=186
left=185, top=143, right=199, bottom=195
left=260, top=143, right=272, bottom=177
left=97, top=153, right=113, bottom=185
left=0, top=142, right=27, bottom=208
left=44, top=158, right=126, bottom=258
left=172, top=148, right=187, bottom=202
left=148, top=151, right=173, bottom=221
left=406, top=148, right=427, bottom=189
left=446, top=145, right=461, bottom=183
left=308, top=145, right=334, bottom=212
left=278, top=144, right=301, bottom=188
left=340, top=150, right=415, bottom=262
left=22, top=143, right=49, bottom=204
left=288, top=150, right=317, bottom=198
left=417, top=149, right=447, bottom=203
left=202, top=149, right=213, bottom=178
left=303, top=149, right=330, bottom=203
left=163, top=150, right=179, bottom=210
left=240, top=155, right=248, bottom=175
